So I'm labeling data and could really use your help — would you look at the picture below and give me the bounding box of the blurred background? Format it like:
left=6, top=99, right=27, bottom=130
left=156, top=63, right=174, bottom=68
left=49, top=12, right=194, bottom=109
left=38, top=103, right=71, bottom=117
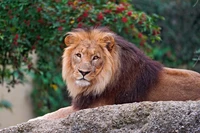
left=0, top=0, right=199, bottom=128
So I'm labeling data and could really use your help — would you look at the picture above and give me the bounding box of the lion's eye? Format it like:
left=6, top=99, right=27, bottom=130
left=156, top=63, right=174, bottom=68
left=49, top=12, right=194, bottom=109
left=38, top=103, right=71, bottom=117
left=93, top=55, right=100, bottom=60
left=76, top=53, right=81, bottom=58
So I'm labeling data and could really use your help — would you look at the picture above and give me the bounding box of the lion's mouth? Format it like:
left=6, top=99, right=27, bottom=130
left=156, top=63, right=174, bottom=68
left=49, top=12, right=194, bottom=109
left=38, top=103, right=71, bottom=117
left=75, top=78, right=91, bottom=87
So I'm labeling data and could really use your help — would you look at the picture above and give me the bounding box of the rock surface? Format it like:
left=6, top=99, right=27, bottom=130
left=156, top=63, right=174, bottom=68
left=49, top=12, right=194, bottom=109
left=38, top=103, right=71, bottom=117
left=1, top=101, right=200, bottom=133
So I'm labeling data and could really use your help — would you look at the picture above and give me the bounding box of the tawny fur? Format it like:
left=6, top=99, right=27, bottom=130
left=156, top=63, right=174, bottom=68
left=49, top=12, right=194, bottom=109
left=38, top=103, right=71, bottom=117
left=29, top=27, right=200, bottom=121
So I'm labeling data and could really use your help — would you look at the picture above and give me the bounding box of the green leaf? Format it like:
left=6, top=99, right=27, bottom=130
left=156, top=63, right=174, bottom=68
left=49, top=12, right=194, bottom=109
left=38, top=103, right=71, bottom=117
left=0, top=100, right=12, bottom=111
left=0, top=35, right=4, bottom=40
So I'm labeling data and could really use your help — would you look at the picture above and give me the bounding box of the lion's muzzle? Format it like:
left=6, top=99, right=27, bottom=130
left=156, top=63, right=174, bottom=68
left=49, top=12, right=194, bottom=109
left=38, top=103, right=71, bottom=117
left=78, top=69, right=91, bottom=77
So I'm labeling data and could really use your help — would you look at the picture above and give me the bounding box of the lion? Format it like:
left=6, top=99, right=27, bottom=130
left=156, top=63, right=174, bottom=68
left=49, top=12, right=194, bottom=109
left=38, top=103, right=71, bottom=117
left=29, top=27, right=200, bottom=121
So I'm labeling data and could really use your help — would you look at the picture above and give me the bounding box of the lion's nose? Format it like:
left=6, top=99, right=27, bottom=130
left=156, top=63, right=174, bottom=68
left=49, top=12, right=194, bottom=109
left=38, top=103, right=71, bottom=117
left=78, top=70, right=90, bottom=76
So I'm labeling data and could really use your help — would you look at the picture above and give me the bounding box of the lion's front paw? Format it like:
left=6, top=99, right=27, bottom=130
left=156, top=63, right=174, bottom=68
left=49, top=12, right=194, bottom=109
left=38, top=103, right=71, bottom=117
left=28, top=116, right=45, bottom=122
left=28, top=106, right=76, bottom=122
left=28, top=113, right=60, bottom=122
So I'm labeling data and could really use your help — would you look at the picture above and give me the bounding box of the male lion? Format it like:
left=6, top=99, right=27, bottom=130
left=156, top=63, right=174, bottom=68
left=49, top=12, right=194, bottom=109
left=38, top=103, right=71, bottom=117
left=30, top=27, right=200, bottom=120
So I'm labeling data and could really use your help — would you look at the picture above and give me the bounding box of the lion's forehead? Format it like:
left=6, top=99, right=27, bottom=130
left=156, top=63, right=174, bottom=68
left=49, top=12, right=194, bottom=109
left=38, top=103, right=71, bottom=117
left=75, top=42, right=103, bottom=55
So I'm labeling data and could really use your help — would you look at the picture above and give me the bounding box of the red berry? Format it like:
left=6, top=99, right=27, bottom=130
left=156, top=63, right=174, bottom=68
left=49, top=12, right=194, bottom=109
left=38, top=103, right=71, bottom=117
left=122, top=17, right=128, bottom=23
left=140, top=40, right=145, bottom=47
left=37, top=7, right=42, bottom=13
left=15, top=34, right=19, bottom=39
left=104, top=9, right=112, bottom=14
left=36, top=35, right=41, bottom=40
left=59, top=19, right=66, bottom=23
left=153, top=30, right=157, bottom=35
left=116, top=4, right=125, bottom=13
left=138, top=32, right=143, bottom=38
left=32, top=45, right=36, bottom=50
left=77, top=17, right=83, bottom=22
left=127, top=11, right=132, bottom=16
left=13, top=41, right=18, bottom=45
left=153, top=30, right=160, bottom=35
left=28, top=63, right=32, bottom=70
left=67, top=1, right=73, bottom=6
left=77, top=23, right=83, bottom=28
left=138, top=21, right=143, bottom=25
left=82, top=11, right=88, bottom=17
left=38, top=19, right=44, bottom=24
left=57, top=27, right=63, bottom=31
left=97, top=12, right=104, bottom=20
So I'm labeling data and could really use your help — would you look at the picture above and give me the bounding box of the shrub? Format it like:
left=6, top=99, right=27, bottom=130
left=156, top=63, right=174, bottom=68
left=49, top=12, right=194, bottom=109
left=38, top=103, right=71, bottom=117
left=133, top=0, right=200, bottom=67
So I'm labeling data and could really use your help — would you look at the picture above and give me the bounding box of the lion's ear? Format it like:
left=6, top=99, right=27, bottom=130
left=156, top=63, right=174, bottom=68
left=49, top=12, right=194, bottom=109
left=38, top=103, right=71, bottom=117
left=63, top=33, right=78, bottom=47
left=101, top=34, right=115, bottom=52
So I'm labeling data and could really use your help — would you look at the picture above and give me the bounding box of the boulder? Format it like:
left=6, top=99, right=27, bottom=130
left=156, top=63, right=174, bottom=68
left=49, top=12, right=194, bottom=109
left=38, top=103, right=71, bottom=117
left=1, top=101, right=200, bottom=133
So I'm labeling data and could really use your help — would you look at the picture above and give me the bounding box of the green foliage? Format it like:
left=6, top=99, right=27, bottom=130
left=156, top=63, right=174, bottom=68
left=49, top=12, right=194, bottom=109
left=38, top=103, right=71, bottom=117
left=0, top=0, right=162, bottom=116
left=133, top=0, right=200, bottom=67
left=0, top=100, right=12, bottom=111
left=193, top=49, right=200, bottom=66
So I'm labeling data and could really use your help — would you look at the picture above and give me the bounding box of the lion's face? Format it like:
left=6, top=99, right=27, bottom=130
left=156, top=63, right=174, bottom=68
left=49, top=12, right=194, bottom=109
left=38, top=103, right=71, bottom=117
left=62, top=28, right=120, bottom=97
left=71, top=41, right=105, bottom=87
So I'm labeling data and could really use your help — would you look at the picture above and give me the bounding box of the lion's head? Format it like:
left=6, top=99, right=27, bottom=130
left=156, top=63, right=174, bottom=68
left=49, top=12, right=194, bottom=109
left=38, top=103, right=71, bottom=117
left=62, top=28, right=120, bottom=98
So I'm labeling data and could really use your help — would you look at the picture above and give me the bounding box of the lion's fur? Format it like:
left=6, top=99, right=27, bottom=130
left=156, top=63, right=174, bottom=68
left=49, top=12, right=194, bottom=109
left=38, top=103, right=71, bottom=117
left=62, top=27, right=200, bottom=110
left=146, top=68, right=200, bottom=101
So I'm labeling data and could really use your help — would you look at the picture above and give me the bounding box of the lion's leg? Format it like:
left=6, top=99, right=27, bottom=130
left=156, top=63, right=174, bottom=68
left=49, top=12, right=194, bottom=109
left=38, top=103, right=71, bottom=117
left=28, top=106, right=77, bottom=121
left=195, top=98, right=200, bottom=101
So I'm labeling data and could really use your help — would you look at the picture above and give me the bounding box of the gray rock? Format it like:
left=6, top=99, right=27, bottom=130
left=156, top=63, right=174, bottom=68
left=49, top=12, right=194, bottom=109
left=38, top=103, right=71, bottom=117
left=1, top=101, right=200, bottom=133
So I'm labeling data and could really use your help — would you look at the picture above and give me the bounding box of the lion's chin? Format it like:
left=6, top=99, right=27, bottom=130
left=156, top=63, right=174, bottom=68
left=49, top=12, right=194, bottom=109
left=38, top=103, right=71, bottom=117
left=75, top=80, right=91, bottom=87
